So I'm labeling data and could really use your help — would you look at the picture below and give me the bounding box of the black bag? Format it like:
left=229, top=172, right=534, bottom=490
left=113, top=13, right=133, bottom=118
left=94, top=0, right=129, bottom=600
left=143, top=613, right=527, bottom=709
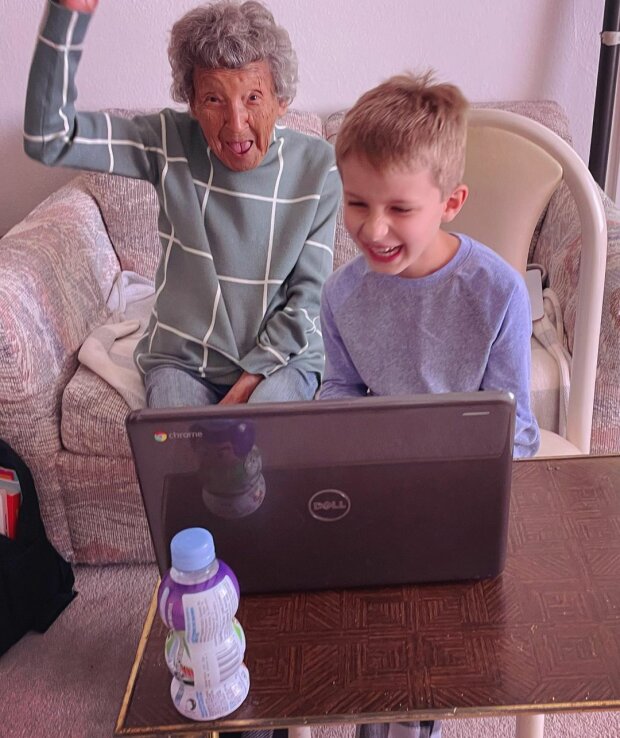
left=0, top=439, right=76, bottom=656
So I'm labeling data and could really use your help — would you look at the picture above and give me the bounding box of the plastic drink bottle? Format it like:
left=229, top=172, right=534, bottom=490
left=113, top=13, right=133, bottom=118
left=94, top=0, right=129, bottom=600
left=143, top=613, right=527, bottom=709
left=157, top=527, right=250, bottom=720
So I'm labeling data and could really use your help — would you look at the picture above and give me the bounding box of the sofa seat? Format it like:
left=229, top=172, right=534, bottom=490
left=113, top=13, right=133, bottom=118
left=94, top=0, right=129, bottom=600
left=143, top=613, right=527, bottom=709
left=59, top=366, right=150, bottom=562
left=61, top=365, right=132, bottom=458
left=57, top=450, right=152, bottom=562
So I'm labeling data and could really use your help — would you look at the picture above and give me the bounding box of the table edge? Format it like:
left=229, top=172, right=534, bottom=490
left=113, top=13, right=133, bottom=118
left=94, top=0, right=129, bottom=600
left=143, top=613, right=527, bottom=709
left=115, top=579, right=161, bottom=736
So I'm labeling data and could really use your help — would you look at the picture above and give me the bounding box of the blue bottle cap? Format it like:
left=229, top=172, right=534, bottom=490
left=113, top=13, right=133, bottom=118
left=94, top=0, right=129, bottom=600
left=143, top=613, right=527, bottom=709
left=170, top=528, right=216, bottom=572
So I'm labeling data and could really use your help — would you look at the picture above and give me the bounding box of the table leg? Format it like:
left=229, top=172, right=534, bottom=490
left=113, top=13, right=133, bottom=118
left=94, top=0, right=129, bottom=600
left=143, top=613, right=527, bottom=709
left=515, top=714, right=545, bottom=738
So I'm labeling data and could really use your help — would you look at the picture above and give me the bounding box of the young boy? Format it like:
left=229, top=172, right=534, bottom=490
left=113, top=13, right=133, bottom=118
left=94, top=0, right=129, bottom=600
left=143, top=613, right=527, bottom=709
left=320, top=72, right=540, bottom=464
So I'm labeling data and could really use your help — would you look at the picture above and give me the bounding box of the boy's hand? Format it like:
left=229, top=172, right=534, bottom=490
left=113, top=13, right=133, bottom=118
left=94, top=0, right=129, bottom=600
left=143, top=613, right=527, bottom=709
left=57, top=0, right=98, bottom=12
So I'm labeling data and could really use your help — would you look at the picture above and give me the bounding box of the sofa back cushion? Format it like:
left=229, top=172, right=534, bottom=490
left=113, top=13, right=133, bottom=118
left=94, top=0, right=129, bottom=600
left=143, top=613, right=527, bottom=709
left=81, top=169, right=160, bottom=280
left=80, top=108, right=324, bottom=279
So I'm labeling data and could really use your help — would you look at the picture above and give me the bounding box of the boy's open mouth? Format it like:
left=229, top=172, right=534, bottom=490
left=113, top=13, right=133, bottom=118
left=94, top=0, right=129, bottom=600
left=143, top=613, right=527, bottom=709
left=368, top=244, right=403, bottom=261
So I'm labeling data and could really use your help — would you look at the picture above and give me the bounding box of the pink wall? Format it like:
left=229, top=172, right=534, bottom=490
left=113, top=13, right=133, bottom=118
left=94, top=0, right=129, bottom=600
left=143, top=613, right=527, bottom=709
left=2, top=0, right=603, bottom=235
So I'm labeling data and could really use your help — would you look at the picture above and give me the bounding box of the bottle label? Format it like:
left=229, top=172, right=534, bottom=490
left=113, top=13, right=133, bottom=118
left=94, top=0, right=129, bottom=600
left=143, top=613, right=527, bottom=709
left=165, top=618, right=246, bottom=685
left=182, top=574, right=242, bottom=690
left=182, top=574, right=239, bottom=641
left=171, top=664, right=250, bottom=721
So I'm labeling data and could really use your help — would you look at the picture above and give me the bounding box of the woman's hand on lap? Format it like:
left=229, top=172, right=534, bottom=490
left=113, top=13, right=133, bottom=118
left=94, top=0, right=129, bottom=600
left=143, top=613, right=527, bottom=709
left=220, top=372, right=263, bottom=405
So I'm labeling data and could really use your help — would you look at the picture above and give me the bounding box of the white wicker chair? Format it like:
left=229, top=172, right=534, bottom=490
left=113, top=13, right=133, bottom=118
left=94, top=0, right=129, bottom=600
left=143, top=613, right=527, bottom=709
left=448, top=108, right=607, bottom=456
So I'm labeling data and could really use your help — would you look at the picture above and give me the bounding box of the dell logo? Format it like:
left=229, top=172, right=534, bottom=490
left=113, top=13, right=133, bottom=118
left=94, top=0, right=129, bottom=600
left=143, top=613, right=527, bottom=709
left=308, top=489, right=351, bottom=522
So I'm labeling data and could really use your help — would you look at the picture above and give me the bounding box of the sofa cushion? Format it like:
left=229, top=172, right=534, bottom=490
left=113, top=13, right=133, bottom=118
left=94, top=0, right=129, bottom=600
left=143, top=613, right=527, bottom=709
left=80, top=171, right=160, bottom=281
left=280, top=108, right=324, bottom=138
left=57, top=451, right=151, bottom=563
left=472, top=100, right=572, bottom=144
left=61, top=365, right=132, bottom=458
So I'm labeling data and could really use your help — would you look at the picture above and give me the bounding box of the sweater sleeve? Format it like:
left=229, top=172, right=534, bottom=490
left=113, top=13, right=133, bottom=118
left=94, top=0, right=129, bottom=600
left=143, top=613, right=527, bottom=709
left=481, top=279, right=540, bottom=458
left=239, top=166, right=341, bottom=377
left=23, top=0, right=160, bottom=184
left=318, top=279, right=368, bottom=399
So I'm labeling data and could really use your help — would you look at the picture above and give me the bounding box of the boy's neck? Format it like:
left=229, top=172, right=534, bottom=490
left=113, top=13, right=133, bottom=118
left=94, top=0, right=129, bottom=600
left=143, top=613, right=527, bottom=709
left=399, top=230, right=461, bottom=279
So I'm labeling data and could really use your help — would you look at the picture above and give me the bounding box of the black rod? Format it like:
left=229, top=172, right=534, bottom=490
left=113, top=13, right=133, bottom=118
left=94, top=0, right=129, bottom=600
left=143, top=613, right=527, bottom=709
left=589, top=0, right=620, bottom=188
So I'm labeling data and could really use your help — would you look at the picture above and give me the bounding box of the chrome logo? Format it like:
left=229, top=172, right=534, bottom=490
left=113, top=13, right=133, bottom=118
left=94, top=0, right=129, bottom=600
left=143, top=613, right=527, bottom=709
left=154, top=431, right=168, bottom=443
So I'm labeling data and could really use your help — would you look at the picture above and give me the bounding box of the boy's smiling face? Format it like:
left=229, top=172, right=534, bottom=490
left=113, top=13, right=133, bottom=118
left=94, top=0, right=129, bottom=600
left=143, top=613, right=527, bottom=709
left=340, top=154, right=467, bottom=279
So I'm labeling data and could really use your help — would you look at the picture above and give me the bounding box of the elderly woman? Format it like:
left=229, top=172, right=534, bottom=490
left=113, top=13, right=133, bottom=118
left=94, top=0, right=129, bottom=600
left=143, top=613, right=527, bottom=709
left=24, top=0, right=340, bottom=408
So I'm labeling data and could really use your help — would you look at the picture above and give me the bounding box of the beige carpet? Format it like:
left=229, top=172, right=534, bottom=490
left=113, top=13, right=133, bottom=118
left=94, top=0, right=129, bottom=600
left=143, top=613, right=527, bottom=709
left=1, top=565, right=618, bottom=738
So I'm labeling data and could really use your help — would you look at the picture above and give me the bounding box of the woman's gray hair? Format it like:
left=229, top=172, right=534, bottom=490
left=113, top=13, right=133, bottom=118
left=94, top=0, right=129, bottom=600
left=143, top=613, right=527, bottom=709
left=168, top=0, right=298, bottom=106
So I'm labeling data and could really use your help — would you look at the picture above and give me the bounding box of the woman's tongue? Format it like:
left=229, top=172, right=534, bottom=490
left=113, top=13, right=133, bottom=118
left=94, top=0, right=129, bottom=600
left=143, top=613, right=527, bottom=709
left=229, top=140, right=252, bottom=155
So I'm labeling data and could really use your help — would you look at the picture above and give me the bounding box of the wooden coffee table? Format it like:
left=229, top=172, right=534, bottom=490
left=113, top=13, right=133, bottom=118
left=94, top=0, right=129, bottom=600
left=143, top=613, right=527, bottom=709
left=115, top=455, right=620, bottom=738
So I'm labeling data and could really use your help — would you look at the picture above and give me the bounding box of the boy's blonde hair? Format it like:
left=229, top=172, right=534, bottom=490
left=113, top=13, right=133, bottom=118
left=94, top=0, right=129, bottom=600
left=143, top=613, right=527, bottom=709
left=335, top=71, right=469, bottom=198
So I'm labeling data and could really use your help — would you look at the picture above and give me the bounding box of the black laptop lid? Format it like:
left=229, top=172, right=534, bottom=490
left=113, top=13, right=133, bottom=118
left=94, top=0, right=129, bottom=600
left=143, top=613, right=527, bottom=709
left=126, top=391, right=515, bottom=593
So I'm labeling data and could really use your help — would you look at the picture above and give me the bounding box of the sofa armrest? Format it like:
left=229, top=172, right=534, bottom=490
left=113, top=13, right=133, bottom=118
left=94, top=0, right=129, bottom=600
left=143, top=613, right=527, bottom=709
left=0, top=179, right=122, bottom=559
left=533, top=184, right=620, bottom=454
left=590, top=191, right=620, bottom=454
left=0, top=179, right=120, bottom=404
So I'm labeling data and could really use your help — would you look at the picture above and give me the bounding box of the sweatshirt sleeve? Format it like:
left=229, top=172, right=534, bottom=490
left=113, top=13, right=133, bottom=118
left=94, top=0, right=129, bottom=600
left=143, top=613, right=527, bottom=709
left=318, top=278, right=368, bottom=399
left=481, top=279, right=540, bottom=458
left=239, top=165, right=341, bottom=377
left=23, top=0, right=161, bottom=183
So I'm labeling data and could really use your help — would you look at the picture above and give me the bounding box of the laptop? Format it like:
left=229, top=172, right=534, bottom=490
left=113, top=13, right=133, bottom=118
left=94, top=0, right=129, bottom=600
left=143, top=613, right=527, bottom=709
left=126, top=391, right=515, bottom=593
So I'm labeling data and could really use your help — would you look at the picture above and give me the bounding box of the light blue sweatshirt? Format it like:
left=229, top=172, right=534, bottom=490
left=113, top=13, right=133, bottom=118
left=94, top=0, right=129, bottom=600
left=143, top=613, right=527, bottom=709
left=320, top=234, right=540, bottom=458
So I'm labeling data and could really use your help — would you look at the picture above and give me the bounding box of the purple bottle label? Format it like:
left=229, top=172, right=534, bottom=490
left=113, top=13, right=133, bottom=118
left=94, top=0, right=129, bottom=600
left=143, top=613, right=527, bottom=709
left=158, top=559, right=240, bottom=632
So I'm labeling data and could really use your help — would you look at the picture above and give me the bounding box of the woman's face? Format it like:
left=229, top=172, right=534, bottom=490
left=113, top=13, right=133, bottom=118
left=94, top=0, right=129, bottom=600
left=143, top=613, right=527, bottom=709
left=191, top=61, right=288, bottom=171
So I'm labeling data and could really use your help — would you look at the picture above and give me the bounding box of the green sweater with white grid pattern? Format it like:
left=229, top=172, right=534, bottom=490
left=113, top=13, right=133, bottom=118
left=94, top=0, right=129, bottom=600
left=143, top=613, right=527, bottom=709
left=24, top=1, right=340, bottom=385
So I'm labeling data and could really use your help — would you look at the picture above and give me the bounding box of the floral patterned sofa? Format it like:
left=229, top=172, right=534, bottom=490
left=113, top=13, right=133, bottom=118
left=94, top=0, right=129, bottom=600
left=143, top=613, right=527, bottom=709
left=1, top=101, right=619, bottom=564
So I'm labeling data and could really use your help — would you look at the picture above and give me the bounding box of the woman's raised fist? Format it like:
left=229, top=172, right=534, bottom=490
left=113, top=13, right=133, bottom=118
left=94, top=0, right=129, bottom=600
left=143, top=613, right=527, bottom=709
left=58, top=0, right=98, bottom=12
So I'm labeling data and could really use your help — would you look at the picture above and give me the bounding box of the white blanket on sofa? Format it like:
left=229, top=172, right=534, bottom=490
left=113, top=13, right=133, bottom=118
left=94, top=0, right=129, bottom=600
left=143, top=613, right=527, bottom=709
left=78, top=271, right=572, bottom=433
left=78, top=271, right=154, bottom=409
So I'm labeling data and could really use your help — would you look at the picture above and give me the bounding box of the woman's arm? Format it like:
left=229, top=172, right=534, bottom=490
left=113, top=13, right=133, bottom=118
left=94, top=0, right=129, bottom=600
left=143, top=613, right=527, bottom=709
left=57, top=0, right=98, bottom=11
left=24, top=0, right=160, bottom=184
left=238, top=163, right=341, bottom=378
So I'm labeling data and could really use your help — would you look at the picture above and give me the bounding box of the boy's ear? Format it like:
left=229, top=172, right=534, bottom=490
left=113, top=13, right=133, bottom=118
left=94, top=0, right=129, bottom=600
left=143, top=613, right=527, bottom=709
left=441, top=184, right=468, bottom=223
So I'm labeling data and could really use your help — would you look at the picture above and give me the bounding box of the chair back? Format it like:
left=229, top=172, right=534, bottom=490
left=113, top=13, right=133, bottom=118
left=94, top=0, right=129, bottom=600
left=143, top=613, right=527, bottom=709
left=448, top=109, right=606, bottom=453
left=446, top=117, right=563, bottom=274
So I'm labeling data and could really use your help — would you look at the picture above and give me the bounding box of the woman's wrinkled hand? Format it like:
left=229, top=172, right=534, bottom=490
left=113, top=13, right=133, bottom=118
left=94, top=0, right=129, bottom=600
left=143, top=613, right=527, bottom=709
left=58, top=0, right=98, bottom=12
left=220, top=372, right=264, bottom=405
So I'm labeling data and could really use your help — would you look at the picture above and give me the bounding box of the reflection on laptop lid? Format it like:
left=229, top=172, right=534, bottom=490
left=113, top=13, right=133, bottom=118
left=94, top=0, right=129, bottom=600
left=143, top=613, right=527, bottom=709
left=126, top=391, right=515, bottom=593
